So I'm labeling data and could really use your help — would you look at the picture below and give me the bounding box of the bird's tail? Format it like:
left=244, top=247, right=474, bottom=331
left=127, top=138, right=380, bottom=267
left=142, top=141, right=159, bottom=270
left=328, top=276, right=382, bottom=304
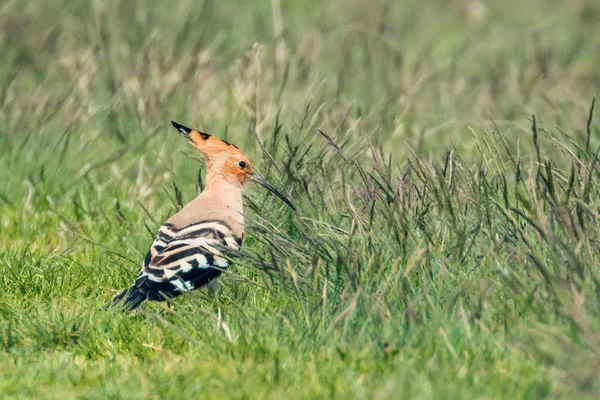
left=104, top=286, right=147, bottom=311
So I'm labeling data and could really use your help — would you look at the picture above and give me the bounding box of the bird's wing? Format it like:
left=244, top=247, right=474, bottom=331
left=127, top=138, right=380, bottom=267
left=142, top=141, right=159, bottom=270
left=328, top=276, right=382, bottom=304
left=133, top=220, right=242, bottom=300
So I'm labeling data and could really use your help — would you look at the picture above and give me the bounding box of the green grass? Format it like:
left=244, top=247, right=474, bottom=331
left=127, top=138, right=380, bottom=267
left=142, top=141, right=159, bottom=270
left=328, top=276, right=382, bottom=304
left=1, top=0, right=600, bottom=398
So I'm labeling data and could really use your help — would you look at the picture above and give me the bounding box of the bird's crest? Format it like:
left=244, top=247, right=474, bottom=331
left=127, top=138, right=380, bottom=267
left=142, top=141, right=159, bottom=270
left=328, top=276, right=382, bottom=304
left=171, top=121, right=244, bottom=158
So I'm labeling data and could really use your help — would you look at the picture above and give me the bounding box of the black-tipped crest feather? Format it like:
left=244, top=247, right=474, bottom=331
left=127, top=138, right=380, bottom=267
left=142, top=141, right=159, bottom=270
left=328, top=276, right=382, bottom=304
left=171, top=120, right=211, bottom=140
left=171, top=120, right=191, bottom=137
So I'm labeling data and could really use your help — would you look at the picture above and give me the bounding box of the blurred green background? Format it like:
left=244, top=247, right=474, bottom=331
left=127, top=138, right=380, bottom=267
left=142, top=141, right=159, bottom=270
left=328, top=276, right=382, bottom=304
left=1, top=0, right=599, bottom=398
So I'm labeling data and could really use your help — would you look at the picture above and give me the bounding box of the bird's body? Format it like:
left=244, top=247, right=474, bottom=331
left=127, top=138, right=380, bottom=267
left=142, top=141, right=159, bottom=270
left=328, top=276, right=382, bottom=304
left=108, top=121, right=294, bottom=311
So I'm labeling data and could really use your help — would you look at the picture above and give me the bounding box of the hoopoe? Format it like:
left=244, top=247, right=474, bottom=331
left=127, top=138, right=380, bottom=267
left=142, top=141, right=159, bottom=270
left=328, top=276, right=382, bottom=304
left=107, top=121, right=295, bottom=311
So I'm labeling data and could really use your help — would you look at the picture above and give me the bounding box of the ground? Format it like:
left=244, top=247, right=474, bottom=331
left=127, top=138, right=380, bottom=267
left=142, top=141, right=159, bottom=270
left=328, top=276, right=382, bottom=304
left=1, top=0, right=600, bottom=398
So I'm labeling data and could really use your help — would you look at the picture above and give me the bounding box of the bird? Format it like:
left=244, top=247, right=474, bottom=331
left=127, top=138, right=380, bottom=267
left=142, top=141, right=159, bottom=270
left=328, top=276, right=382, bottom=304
left=106, top=121, right=295, bottom=311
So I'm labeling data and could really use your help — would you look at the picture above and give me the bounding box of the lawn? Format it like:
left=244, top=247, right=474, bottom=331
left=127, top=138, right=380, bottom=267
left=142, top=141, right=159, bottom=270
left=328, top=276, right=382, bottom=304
left=1, top=0, right=600, bottom=398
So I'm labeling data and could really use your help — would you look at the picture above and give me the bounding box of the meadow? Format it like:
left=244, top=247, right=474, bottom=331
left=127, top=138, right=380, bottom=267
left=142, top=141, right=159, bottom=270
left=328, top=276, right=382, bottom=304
left=1, top=0, right=600, bottom=398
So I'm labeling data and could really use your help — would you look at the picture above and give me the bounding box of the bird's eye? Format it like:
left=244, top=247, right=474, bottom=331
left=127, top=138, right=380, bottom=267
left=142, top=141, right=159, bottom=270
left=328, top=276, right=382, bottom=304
left=238, top=161, right=247, bottom=169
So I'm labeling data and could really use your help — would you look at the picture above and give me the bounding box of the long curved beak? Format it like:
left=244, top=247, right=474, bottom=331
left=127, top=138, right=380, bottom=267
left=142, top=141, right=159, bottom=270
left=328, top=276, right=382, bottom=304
left=250, top=174, right=296, bottom=211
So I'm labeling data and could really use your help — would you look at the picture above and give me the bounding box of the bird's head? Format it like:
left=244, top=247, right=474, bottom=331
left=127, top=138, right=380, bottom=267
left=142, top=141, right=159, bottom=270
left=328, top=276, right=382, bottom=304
left=171, top=121, right=295, bottom=210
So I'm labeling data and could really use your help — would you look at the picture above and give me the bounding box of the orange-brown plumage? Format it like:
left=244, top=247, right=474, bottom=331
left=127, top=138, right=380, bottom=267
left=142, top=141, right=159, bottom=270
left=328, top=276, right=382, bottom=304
left=174, top=121, right=257, bottom=187
left=188, top=129, right=245, bottom=157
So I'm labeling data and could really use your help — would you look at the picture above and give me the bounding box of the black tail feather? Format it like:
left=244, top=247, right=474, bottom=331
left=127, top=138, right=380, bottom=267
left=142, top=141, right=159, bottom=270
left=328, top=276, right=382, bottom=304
left=104, top=286, right=147, bottom=311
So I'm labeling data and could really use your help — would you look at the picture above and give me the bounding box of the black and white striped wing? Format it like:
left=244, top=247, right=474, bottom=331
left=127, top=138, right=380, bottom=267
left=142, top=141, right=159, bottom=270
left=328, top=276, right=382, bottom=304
left=133, top=220, right=242, bottom=301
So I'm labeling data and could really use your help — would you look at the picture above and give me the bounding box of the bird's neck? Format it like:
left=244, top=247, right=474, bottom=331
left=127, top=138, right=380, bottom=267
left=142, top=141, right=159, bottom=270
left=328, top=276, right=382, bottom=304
left=201, top=173, right=244, bottom=219
left=166, top=173, right=245, bottom=238
left=204, top=171, right=243, bottom=195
